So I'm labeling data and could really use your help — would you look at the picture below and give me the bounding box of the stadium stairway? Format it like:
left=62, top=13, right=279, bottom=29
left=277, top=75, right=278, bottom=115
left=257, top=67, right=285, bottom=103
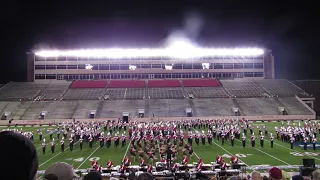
left=188, top=99, right=198, bottom=117
left=274, top=97, right=292, bottom=115
left=231, top=98, right=245, bottom=116
left=95, top=100, right=105, bottom=118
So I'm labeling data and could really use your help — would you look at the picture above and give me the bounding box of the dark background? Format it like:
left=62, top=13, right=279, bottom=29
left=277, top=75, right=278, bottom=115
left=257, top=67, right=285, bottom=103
left=1, top=0, right=319, bottom=84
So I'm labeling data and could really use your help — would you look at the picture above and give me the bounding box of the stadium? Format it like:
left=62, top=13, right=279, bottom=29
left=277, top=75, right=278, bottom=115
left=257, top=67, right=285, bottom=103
left=0, top=45, right=319, bottom=179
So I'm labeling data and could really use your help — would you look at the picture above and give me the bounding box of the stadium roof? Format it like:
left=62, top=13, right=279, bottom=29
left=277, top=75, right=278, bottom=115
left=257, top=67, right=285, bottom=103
left=35, top=47, right=264, bottom=58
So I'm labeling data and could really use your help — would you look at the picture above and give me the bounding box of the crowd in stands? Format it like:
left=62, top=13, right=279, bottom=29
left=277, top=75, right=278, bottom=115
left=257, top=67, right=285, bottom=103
left=1, top=128, right=320, bottom=180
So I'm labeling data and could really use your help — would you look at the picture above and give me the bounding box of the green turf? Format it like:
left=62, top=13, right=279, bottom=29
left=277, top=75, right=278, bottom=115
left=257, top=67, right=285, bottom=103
left=1, top=121, right=320, bottom=171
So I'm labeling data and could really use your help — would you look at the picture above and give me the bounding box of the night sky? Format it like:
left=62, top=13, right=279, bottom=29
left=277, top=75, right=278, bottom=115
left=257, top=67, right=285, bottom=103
left=1, top=0, right=319, bottom=84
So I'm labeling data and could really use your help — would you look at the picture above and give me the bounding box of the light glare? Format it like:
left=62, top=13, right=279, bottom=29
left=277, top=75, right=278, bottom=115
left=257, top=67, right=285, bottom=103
left=35, top=47, right=264, bottom=58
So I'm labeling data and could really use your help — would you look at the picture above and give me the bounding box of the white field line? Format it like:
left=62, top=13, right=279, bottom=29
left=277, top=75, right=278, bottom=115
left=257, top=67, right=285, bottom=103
left=39, top=141, right=79, bottom=167
left=265, top=139, right=320, bottom=161
left=122, top=139, right=131, bottom=161
left=77, top=145, right=100, bottom=169
left=235, top=139, right=291, bottom=166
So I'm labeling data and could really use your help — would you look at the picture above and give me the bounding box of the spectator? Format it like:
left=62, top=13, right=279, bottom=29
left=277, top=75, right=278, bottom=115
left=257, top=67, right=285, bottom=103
left=281, top=170, right=290, bottom=180
left=84, top=171, right=103, bottom=180
left=0, top=131, right=38, bottom=180
left=137, top=172, right=153, bottom=180
left=252, top=171, right=262, bottom=180
left=262, top=176, right=268, bottom=180
left=44, top=162, right=79, bottom=180
left=313, top=169, right=320, bottom=180
left=291, top=175, right=304, bottom=180
left=268, top=167, right=282, bottom=180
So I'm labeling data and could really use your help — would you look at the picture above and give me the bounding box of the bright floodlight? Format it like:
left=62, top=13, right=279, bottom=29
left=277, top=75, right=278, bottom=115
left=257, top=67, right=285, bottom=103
left=85, top=64, right=93, bottom=70
left=35, top=47, right=264, bottom=58
left=202, top=63, right=210, bottom=69
left=165, top=65, right=173, bottom=70
left=129, top=65, right=137, bottom=70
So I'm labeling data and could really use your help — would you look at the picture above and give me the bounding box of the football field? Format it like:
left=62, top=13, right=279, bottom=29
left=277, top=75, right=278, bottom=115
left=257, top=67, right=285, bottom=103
left=1, top=121, right=320, bottom=173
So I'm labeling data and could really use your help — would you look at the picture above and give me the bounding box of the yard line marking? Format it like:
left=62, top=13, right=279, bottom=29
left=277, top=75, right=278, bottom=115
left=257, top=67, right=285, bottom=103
left=39, top=141, right=79, bottom=167
left=77, top=145, right=100, bottom=169
left=183, top=134, right=199, bottom=159
left=254, top=147, right=291, bottom=166
left=122, top=139, right=131, bottom=161
left=265, top=139, right=320, bottom=161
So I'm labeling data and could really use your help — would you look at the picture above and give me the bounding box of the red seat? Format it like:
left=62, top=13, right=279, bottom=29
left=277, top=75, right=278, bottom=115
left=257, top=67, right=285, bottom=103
left=148, top=80, right=181, bottom=88
left=108, top=80, right=145, bottom=88
left=182, top=79, right=221, bottom=87
left=71, top=80, right=108, bottom=88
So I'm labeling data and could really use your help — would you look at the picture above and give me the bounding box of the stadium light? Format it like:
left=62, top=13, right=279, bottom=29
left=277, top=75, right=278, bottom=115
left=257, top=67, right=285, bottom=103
left=35, top=48, right=264, bottom=58
left=202, top=63, right=210, bottom=69
left=165, top=65, right=173, bottom=70
left=129, top=65, right=137, bottom=70
left=85, top=64, right=93, bottom=70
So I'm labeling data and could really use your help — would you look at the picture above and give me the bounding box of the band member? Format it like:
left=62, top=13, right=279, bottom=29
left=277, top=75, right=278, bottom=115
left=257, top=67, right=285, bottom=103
left=220, top=160, right=227, bottom=170
left=39, top=130, right=43, bottom=141
left=201, top=132, right=206, bottom=145
left=230, top=155, right=239, bottom=164
left=216, top=155, right=223, bottom=164
left=121, top=134, right=126, bottom=147
left=260, top=132, right=264, bottom=148
left=91, top=160, right=98, bottom=168
left=140, top=157, right=146, bottom=167
left=42, top=139, right=46, bottom=155
left=89, top=135, right=93, bottom=148
left=50, top=138, right=55, bottom=154
left=303, top=136, right=308, bottom=150
left=231, top=133, right=235, bottom=147
left=49, top=130, right=53, bottom=141
left=122, top=156, right=131, bottom=166
left=196, top=161, right=203, bottom=171
left=172, top=163, right=178, bottom=172
left=208, top=133, right=213, bottom=145
left=130, top=147, right=136, bottom=162
left=221, top=133, right=225, bottom=145
left=181, top=154, right=188, bottom=166
left=107, top=159, right=113, bottom=168
left=95, top=164, right=102, bottom=173
left=147, top=165, right=153, bottom=173
left=312, top=135, right=317, bottom=151
left=79, top=138, right=83, bottom=150
left=251, top=133, right=256, bottom=148
left=99, top=135, right=104, bottom=148
left=290, top=136, right=295, bottom=149
left=57, top=129, right=60, bottom=139
left=242, top=133, right=246, bottom=148
left=69, top=137, right=74, bottom=151
left=266, top=132, right=272, bottom=147
left=60, top=137, right=65, bottom=152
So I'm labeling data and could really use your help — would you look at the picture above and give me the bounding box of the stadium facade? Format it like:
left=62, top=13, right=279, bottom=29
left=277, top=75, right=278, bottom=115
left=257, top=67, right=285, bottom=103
left=27, top=48, right=274, bottom=82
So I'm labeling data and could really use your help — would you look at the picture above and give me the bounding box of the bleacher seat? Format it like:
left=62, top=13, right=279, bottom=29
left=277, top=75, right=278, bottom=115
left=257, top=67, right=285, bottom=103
left=184, top=87, right=228, bottom=98
left=0, top=82, right=48, bottom=100
left=71, top=80, right=108, bottom=88
left=257, top=79, right=306, bottom=97
left=148, top=88, right=184, bottom=99
left=108, top=80, right=145, bottom=88
left=148, top=80, right=181, bottom=88
left=63, top=88, right=105, bottom=100
left=221, top=80, right=266, bottom=97
left=182, top=79, right=220, bottom=87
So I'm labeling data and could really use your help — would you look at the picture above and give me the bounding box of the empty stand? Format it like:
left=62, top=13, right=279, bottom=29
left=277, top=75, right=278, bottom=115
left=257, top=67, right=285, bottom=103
left=221, top=80, right=266, bottom=97
left=257, top=79, right=306, bottom=97
left=105, top=88, right=146, bottom=100
left=148, top=80, right=181, bottom=88
left=182, top=79, right=220, bottom=87
left=184, top=87, right=228, bottom=98
left=235, top=98, right=281, bottom=116
left=72, top=100, right=101, bottom=119
left=71, top=80, right=108, bottom=88
left=0, top=82, right=48, bottom=100
left=99, top=100, right=125, bottom=118
left=148, top=88, right=184, bottom=99
left=148, top=99, right=189, bottom=117
left=108, top=80, right=145, bottom=88
left=193, top=99, right=234, bottom=116
left=277, top=97, right=313, bottom=115
left=21, top=101, right=55, bottom=120
left=46, top=101, right=78, bottom=119
left=63, top=88, right=105, bottom=100
left=42, top=81, right=72, bottom=100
